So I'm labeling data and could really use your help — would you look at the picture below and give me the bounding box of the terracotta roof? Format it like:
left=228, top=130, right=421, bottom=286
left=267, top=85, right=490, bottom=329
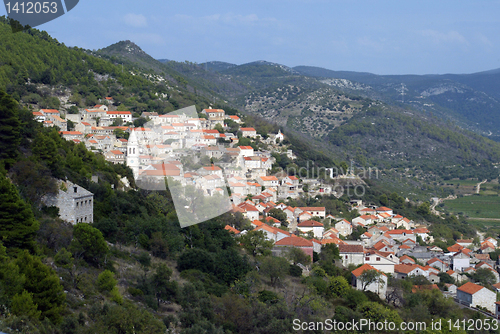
left=351, top=264, right=385, bottom=277
left=321, top=237, right=346, bottom=245
left=376, top=206, right=392, bottom=211
left=475, top=254, right=491, bottom=261
left=481, top=242, right=495, bottom=250
left=275, top=236, right=313, bottom=247
left=360, top=208, right=376, bottom=212
left=394, top=264, right=425, bottom=274
left=457, top=239, right=472, bottom=243
left=266, top=216, right=280, bottom=224
left=373, top=241, right=389, bottom=251
left=447, top=244, right=464, bottom=252
left=238, top=202, right=259, bottom=212
left=107, top=111, right=131, bottom=115
left=259, top=176, right=278, bottom=181
left=297, top=220, right=324, bottom=227
left=475, top=261, right=494, bottom=270
left=457, top=282, right=485, bottom=295
left=338, top=244, right=364, bottom=253
left=224, top=225, right=240, bottom=234
left=240, top=127, right=256, bottom=132
left=299, top=207, right=326, bottom=212
left=203, top=165, right=222, bottom=171
left=400, top=255, right=415, bottom=263
left=60, top=131, right=83, bottom=135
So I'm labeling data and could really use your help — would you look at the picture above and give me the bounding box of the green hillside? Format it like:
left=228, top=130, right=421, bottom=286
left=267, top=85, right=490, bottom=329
left=0, top=20, right=212, bottom=114
left=294, top=65, right=500, bottom=139
left=326, top=105, right=500, bottom=170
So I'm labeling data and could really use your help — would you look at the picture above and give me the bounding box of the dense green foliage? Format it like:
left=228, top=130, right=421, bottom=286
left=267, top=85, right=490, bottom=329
left=0, top=171, right=39, bottom=252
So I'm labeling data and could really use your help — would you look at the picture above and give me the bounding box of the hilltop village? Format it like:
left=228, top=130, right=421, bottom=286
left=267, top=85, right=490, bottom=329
left=34, top=103, right=500, bottom=317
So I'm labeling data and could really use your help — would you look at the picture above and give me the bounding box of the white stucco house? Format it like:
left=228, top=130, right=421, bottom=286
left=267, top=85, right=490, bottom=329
left=457, top=282, right=496, bottom=314
left=351, top=264, right=387, bottom=299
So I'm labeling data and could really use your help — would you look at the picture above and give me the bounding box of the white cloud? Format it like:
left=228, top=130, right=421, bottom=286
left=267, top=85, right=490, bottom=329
left=124, top=13, right=147, bottom=28
left=174, top=12, right=281, bottom=28
left=477, top=33, right=493, bottom=47
left=420, top=30, right=468, bottom=45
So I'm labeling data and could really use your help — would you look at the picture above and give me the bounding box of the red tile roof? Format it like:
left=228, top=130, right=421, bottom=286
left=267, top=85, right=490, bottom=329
left=457, top=282, right=484, bottom=295
left=400, top=255, right=415, bottom=263
left=224, top=225, right=240, bottom=234
left=351, top=264, right=385, bottom=277
left=338, top=244, right=364, bottom=253
left=275, top=236, right=313, bottom=247
left=297, top=220, right=323, bottom=227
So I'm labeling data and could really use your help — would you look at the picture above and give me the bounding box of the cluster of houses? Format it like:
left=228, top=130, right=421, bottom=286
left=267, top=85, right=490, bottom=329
left=35, top=105, right=303, bottom=201
left=225, top=202, right=500, bottom=315
left=34, top=104, right=500, bottom=317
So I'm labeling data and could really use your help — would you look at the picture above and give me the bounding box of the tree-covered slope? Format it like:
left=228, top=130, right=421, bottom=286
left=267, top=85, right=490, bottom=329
left=0, top=19, right=215, bottom=114
left=326, top=104, right=500, bottom=170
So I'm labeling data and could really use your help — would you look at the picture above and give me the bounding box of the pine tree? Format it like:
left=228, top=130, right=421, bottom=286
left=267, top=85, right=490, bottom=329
left=0, top=172, right=39, bottom=252
left=15, top=250, right=66, bottom=323
left=0, top=90, right=21, bottom=168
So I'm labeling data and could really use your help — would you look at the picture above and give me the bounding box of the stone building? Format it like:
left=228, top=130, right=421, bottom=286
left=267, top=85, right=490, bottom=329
left=43, top=180, right=94, bottom=224
left=457, top=282, right=496, bottom=313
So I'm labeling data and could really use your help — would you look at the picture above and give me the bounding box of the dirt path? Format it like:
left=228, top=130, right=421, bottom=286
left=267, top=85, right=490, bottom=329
left=476, top=179, right=487, bottom=194
left=467, top=217, right=500, bottom=222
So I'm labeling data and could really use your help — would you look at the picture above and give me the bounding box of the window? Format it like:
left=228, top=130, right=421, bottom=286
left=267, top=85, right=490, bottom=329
left=376, top=257, right=381, bottom=261
left=365, top=257, right=370, bottom=261
left=74, top=187, right=78, bottom=193
left=76, top=202, right=79, bottom=207
left=345, top=255, right=348, bottom=259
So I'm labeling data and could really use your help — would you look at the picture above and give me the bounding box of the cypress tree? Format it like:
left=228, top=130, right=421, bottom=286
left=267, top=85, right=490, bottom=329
left=0, top=90, right=21, bottom=168
left=0, top=172, right=39, bottom=252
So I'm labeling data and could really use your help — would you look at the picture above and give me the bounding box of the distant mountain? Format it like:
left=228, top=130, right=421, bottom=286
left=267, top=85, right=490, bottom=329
left=97, top=40, right=170, bottom=75
left=98, top=41, right=247, bottom=99
left=201, top=61, right=237, bottom=72
left=221, top=60, right=299, bottom=78
left=293, top=65, right=500, bottom=140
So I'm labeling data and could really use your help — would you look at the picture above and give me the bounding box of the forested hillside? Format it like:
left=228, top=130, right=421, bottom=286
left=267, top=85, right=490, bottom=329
left=0, top=18, right=212, bottom=114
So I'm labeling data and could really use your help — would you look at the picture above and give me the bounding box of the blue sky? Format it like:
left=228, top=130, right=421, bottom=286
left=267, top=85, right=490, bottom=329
left=2, top=0, right=500, bottom=74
